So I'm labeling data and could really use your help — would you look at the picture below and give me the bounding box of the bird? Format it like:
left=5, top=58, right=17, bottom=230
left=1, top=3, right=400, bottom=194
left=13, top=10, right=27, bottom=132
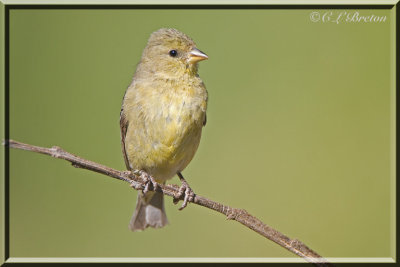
left=120, top=28, right=208, bottom=231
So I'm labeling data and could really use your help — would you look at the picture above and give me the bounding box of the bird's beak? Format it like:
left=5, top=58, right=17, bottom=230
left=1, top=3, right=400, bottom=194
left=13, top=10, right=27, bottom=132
left=189, top=48, right=208, bottom=63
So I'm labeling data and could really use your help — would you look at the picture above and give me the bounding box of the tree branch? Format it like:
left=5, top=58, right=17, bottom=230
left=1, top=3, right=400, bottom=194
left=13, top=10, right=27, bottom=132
left=4, top=139, right=331, bottom=265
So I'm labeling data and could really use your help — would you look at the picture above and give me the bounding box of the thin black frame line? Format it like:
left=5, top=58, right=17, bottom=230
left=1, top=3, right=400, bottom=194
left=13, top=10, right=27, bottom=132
left=2, top=3, right=397, bottom=263
left=4, top=4, right=395, bottom=10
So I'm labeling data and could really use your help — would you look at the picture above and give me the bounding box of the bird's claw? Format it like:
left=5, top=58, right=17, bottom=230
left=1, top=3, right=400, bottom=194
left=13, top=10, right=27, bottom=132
left=123, top=170, right=133, bottom=178
left=124, top=171, right=142, bottom=190
left=174, top=180, right=195, bottom=210
left=138, top=170, right=159, bottom=194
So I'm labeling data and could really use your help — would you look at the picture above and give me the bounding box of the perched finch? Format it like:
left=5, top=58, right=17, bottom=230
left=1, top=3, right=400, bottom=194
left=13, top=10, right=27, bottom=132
left=120, top=28, right=208, bottom=231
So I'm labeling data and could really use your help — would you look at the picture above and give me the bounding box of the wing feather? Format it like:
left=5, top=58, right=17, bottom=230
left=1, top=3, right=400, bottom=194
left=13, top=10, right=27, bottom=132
left=120, top=108, right=131, bottom=170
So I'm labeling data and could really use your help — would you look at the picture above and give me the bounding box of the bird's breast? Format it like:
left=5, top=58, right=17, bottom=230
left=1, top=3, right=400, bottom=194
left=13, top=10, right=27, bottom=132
left=123, top=74, right=207, bottom=181
left=155, top=83, right=206, bottom=146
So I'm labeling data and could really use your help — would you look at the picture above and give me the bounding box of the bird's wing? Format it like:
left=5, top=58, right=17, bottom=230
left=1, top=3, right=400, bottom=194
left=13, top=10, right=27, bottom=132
left=203, top=83, right=208, bottom=127
left=120, top=108, right=131, bottom=170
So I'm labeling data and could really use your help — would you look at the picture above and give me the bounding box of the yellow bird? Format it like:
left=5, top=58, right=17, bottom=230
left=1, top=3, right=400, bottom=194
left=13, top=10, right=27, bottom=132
left=120, top=28, right=208, bottom=231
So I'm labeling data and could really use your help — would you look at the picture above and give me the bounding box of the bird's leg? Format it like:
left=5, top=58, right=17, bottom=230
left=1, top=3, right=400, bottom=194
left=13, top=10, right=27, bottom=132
left=174, top=172, right=195, bottom=210
left=135, top=170, right=159, bottom=194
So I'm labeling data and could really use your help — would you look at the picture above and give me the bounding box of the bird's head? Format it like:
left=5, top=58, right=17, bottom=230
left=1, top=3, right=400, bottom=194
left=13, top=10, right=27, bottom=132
left=140, top=28, right=208, bottom=77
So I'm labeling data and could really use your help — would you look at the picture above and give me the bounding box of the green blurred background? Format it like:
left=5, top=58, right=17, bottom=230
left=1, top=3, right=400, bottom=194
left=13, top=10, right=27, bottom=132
left=7, top=8, right=394, bottom=259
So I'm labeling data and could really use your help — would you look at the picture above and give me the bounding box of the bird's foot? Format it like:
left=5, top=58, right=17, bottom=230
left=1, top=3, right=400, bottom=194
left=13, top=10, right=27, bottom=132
left=138, top=170, right=159, bottom=194
left=122, top=170, right=133, bottom=179
left=124, top=171, right=142, bottom=190
left=173, top=174, right=195, bottom=210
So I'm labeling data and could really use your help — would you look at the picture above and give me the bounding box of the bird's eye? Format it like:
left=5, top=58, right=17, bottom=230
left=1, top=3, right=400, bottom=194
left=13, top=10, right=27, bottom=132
left=169, top=50, right=178, bottom=57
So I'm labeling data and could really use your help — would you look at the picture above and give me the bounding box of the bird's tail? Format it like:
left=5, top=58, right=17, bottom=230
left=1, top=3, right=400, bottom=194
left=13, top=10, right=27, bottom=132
left=129, top=190, right=169, bottom=231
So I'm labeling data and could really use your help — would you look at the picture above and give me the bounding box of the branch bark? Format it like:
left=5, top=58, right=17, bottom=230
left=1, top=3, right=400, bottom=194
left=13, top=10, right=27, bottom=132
left=4, top=139, right=331, bottom=265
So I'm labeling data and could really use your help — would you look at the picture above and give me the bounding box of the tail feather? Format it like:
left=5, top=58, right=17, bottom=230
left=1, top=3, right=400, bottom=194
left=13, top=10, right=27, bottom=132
left=129, top=191, right=168, bottom=231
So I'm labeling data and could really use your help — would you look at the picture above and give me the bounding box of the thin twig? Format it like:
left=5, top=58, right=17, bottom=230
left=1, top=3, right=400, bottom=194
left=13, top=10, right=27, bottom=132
left=4, top=139, right=331, bottom=265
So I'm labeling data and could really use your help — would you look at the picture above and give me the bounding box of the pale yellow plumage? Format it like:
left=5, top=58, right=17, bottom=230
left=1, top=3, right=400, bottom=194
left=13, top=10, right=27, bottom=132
left=120, top=28, right=208, bottom=231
